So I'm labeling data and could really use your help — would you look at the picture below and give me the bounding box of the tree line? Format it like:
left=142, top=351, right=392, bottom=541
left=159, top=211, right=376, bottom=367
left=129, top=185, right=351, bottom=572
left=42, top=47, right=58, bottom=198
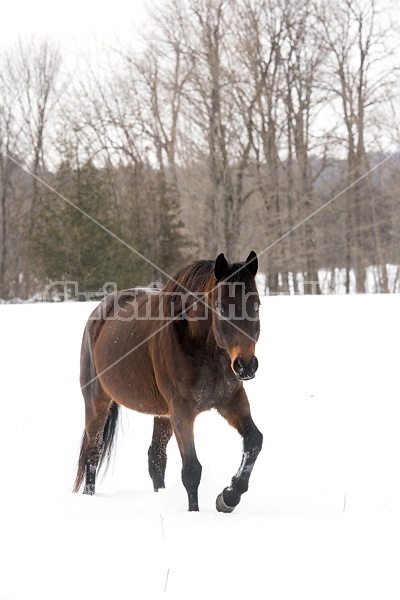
left=0, top=0, right=399, bottom=300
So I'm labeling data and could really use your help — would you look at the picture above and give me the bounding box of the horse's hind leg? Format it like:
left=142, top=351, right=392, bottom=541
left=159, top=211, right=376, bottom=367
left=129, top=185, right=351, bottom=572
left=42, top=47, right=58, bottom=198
left=82, top=396, right=112, bottom=495
left=148, top=417, right=172, bottom=491
left=74, top=312, right=120, bottom=495
left=74, top=392, right=118, bottom=495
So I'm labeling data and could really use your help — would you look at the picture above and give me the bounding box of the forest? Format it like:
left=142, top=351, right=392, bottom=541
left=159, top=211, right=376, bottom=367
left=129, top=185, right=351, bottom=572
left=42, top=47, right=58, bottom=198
left=0, top=0, right=399, bottom=300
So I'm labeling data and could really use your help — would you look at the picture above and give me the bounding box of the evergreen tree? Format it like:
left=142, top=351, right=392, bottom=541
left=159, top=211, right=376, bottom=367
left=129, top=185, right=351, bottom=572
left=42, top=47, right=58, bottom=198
left=34, top=161, right=142, bottom=295
left=33, top=160, right=188, bottom=297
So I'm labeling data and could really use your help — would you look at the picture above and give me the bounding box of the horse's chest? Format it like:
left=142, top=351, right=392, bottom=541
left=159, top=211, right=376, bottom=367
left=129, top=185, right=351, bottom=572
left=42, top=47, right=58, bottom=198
left=191, top=366, right=236, bottom=410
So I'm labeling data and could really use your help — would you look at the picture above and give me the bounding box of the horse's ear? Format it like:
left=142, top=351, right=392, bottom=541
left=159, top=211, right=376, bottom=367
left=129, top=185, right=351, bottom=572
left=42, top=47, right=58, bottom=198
left=245, top=251, right=258, bottom=277
left=214, top=253, right=229, bottom=281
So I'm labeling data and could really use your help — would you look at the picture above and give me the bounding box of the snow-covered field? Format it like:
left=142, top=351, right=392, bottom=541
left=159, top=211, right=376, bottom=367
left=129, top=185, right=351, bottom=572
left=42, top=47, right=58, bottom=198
left=1, top=295, right=400, bottom=599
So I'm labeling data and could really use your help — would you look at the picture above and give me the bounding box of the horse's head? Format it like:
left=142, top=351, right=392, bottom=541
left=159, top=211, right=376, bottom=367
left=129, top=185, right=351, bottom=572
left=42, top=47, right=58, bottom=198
left=211, top=251, right=260, bottom=381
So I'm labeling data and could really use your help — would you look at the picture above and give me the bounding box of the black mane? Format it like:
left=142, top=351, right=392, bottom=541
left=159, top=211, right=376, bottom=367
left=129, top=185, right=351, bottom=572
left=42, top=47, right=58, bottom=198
left=162, top=258, right=257, bottom=295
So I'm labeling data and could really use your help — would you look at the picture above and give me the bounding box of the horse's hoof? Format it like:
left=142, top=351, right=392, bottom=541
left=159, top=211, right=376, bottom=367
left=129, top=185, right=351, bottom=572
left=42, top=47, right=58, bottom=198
left=216, top=492, right=235, bottom=513
left=83, top=484, right=95, bottom=496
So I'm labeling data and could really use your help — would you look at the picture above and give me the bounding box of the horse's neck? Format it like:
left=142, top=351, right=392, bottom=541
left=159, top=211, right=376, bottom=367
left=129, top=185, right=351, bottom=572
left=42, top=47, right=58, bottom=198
left=183, top=301, right=218, bottom=353
left=185, top=314, right=212, bottom=343
left=169, top=283, right=217, bottom=350
left=184, top=291, right=212, bottom=338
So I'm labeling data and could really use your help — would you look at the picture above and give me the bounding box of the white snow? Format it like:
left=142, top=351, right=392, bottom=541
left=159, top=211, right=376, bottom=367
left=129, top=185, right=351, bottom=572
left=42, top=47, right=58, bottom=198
left=0, top=294, right=400, bottom=599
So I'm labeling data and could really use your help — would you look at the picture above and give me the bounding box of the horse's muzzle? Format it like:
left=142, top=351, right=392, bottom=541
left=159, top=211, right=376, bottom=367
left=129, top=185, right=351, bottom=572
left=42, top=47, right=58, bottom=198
left=232, top=356, right=258, bottom=380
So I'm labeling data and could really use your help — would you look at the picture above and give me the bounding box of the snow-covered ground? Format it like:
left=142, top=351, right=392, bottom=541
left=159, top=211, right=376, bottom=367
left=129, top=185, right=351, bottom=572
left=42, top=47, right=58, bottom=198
left=1, top=295, right=400, bottom=599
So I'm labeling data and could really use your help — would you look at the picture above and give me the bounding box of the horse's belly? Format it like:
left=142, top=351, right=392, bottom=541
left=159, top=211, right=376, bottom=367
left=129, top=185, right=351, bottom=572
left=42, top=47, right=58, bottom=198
left=98, top=366, right=169, bottom=415
left=94, top=324, right=169, bottom=416
left=112, top=389, right=169, bottom=416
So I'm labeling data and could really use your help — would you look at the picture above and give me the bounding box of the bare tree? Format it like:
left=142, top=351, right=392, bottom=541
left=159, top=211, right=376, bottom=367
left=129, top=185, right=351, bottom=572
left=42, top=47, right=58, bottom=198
left=320, top=0, right=398, bottom=292
left=0, top=40, right=62, bottom=298
left=151, top=0, right=262, bottom=257
left=8, top=39, right=62, bottom=233
left=0, top=61, right=20, bottom=297
left=1, top=0, right=399, bottom=301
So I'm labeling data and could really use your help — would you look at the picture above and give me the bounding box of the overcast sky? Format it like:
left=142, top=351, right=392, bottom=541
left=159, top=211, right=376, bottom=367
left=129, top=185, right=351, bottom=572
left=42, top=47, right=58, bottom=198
left=0, top=0, right=147, bottom=51
left=2, top=0, right=399, bottom=54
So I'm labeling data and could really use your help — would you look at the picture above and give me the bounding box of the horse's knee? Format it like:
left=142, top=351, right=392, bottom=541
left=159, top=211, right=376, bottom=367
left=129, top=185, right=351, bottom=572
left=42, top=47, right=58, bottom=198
left=253, top=428, right=263, bottom=454
left=245, top=426, right=263, bottom=456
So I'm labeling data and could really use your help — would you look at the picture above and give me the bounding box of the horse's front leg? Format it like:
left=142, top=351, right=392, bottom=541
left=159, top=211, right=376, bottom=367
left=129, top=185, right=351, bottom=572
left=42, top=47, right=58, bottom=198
left=216, top=390, right=263, bottom=513
left=171, top=407, right=202, bottom=511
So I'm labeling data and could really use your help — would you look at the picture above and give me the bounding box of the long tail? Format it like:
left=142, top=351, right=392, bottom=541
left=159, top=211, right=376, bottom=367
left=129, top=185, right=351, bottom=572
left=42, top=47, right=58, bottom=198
left=73, top=402, right=120, bottom=493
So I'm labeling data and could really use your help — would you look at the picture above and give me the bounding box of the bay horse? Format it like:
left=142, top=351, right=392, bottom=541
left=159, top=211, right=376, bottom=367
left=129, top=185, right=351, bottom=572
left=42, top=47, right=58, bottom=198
left=73, top=251, right=263, bottom=512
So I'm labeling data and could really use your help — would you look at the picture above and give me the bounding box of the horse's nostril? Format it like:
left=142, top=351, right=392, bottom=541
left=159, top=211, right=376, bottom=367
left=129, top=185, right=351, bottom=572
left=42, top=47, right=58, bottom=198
left=249, top=356, right=259, bottom=373
left=233, top=356, right=258, bottom=379
left=233, top=357, right=246, bottom=375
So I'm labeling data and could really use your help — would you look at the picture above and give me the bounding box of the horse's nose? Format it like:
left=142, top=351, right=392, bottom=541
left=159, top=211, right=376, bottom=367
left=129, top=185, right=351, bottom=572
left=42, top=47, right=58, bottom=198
left=232, top=356, right=258, bottom=380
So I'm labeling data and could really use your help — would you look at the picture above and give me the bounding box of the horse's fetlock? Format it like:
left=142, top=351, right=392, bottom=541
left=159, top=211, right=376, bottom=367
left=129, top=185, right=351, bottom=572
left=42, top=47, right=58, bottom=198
left=83, top=483, right=95, bottom=495
left=221, top=486, right=240, bottom=509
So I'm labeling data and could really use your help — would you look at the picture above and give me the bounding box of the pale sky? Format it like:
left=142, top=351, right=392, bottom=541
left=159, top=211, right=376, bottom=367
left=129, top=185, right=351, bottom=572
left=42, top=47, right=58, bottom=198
left=2, top=0, right=398, bottom=55
left=0, top=0, right=147, bottom=51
